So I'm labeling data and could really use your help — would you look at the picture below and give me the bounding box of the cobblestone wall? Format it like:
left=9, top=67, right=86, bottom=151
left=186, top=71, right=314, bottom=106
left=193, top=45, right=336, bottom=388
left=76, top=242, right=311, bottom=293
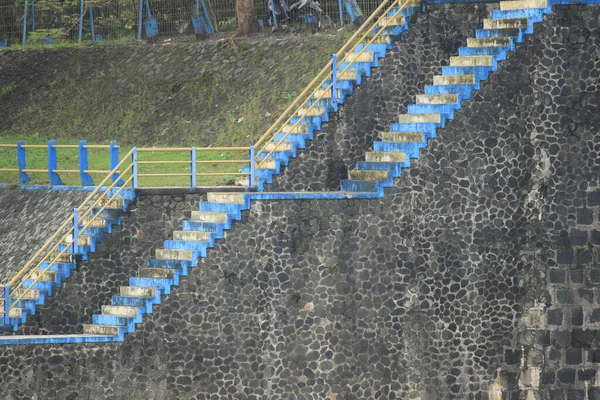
left=0, top=4, right=598, bottom=400
left=0, top=188, right=88, bottom=281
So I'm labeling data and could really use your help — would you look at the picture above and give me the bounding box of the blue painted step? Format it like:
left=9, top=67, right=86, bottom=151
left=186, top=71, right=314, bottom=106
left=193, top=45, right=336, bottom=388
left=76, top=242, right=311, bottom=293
left=424, top=84, right=477, bottom=101
left=130, top=277, right=174, bottom=295
left=373, top=141, right=426, bottom=159
left=356, top=161, right=406, bottom=177
left=458, top=46, right=511, bottom=60
left=441, top=66, right=494, bottom=82
left=475, top=28, right=523, bottom=41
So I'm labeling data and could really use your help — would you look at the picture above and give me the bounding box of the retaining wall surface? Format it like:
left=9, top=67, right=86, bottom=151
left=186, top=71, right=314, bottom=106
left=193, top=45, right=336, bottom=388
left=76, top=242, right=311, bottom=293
left=0, top=188, right=88, bottom=281
left=0, top=4, right=598, bottom=400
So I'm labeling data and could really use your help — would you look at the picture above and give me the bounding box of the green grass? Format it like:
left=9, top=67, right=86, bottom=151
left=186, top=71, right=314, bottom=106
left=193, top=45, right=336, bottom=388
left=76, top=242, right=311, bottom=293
left=1, top=33, right=352, bottom=187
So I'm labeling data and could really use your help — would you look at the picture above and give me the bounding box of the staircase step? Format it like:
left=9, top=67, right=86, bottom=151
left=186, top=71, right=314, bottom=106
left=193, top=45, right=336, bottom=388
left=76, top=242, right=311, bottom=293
left=173, top=230, right=211, bottom=242
left=139, top=268, right=176, bottom=279
left=111, top=296, right=153, bottom=310
left=50, top=252, right=74, bottom=263
left=96, top=197, right=126, bottom=210
left=83, top=324, right=120, bottom=336
left=164, top=240, right=209, bottom=256
left=297, top=106, right=325, bottom=117
left=119, top=286, right=156, bottom=298
left=475, top=28, right=522, bottom=39
left=433, top=74, right=476, bottom=85
left=449, top=55, right=494, bottom=67
left=146, top=259, right=192, bottom=272
left=30, top=271, right=57, bottom=282
left=500, top=0, right=549, bottom=11
left=340, top=180, right=382, bottom=193
left=80, top=216, right=108, bottom=228
left=8, top=307, right=22, bottom=319
left=344, top=51, right=376, bottom=63
left=156, top=249, right=196, bottom=261
left=356, top=161, right=405, bottom=174
left=265, top=142, right=294, bottom=152
left=337, top=69, right=359, bottom=81
left=398, top=113, right=441, bottom=124
left=380, top=132, right=424, bottom=142
left=415, top=94, right=458, bottom=104
left=377, top=15, right=406, bottom=26
left=467, top=37, right=514, bottom=48
left=483, top=17, right=528, bottom=29
left=492, top=8, right=545, bottom=19
left=374, top=141, right=422, bottom=158
left=190, top=211, right=229, bottom=223
left=92, top=314, right=133, bottom=328
left=181, top=221, right=225, bottom=235
left=129, top=277, right=174, bottom=295
left=348, top=170, right=390, bottom=181
left=102, top=305, right=140, bottom=318
left=366, top=151, right=407, bottom=162
left=11, top=288, right=40, bottom=300
left=207, top=192, right=245, bottom=204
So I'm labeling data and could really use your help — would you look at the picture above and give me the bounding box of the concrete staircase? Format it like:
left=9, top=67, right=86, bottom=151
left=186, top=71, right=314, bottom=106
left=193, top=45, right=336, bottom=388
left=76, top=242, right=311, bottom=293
left=1, top=189, right=136, bottom=333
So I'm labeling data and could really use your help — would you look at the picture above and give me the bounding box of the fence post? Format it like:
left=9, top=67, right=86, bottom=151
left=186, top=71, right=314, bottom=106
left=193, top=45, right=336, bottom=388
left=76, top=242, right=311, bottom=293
left=79, top=140, right=94, bottom=186
left=22, top=1, right=28, bottom=47
left=89, top=0, right=95, bottom=42
left=200, top=0, right=213, bottom=32
left=338, top=0, right=344, bottom=26
left=72, top=208, right=79, bottom=255
left=190, top=147, right=197, bottom=188
left=3, top=285, right=10, bottom=325
left=249, top=146, right=255, bottom=189
left=17, top=141, right=30, bottom=185
left=31, top=0, right=35, bottom=32
left=110, top=141, right=124, bottom=186
left=132, top=148, right=138, bottom=189
left=331, top=54, right=337, bottom=102
left=48, top=140, right=63, bottom=185
left=78, top=0, right=84, bottom=42
left=268, top=0, right=278, bottom=28
left=137, top=0, right=143, bottom=40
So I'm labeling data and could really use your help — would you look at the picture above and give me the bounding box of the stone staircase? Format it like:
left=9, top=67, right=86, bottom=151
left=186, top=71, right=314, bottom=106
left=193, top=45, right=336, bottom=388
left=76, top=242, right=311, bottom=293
left=1, top=189, right=136, bottom=332
left=74, top=0, right=569, bottom=344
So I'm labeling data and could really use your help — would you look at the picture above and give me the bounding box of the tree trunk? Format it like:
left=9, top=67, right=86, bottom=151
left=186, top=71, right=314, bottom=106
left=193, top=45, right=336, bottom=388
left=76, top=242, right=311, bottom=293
left=234, top=0, right=260, bottom=37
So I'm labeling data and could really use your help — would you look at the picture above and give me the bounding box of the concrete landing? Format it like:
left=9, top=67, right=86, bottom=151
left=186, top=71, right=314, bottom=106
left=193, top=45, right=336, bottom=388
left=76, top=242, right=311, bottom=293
left=0, top=334, right=120, bottom=345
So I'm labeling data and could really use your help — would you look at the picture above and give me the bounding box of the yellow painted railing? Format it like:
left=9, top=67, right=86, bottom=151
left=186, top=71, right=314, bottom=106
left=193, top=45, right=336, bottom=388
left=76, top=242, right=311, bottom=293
left=251, top=0, right=416, bottom=173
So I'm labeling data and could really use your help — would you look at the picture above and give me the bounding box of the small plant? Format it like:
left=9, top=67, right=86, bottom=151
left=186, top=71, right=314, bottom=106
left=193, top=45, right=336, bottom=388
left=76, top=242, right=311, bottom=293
left=1, top=84, right=15, bottom=95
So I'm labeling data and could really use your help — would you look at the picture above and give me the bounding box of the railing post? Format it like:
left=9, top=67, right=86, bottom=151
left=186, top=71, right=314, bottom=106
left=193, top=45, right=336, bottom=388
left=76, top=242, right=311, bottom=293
left=190, top=147, right=197, bottom=188
left=72, top=208, right=79, bottom=255
left=338, top=0, right=344, bottom=26
left=17, top=141, right=30, bottom=185
left=268, top=0, right=278, bottom=28
left=22, top=1, right=28, bottom=47
left=2, top=283, right=10, bottom=325
left=110, top=141, right=124, bottom=186
left=132, top=148, right=138, bottom=189
left=137, top=0, right=143, bottom=40
left=48, top=140, right=63, bottom=185
left=79, top=140, right=94, bottom=186
left=331, top=54, right=338, bottom=102
left=3, top=285, right=10, bottom=325
left=249, top=146, right=255, bottom=189
left=78, top=0, right=84, bottom=42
